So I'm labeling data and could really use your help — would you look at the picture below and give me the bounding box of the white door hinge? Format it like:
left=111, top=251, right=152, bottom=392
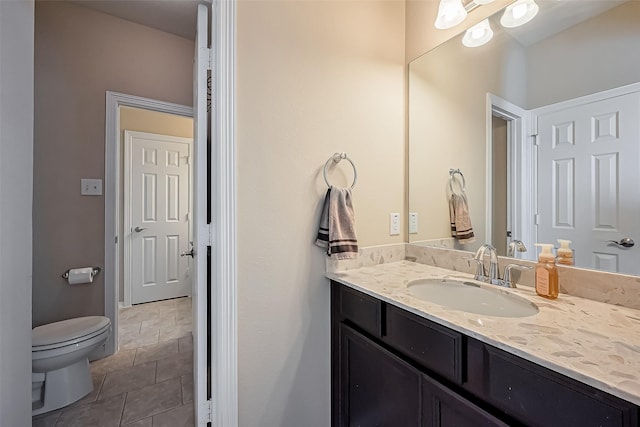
left=198, top=223, right=214, bottom=247
left=534, top=214, right=540, bottom=225
left=199, top=399, right=214, bottom=424
left=532, top=134, right=539, bottom=146
left=207, top=399, right=214, bottom=423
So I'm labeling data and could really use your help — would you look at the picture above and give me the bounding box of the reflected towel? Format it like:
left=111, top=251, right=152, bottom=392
left=315, top=187, right=358, bottom=259
left=449, top=192, right=475, bottom=244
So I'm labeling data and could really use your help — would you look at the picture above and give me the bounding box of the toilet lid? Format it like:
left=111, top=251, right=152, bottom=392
left=32, top=316, right=111, bottom=347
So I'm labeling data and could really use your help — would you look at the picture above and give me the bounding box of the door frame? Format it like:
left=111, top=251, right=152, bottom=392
left=123, top=130, right=193, bottom=307
left=104, top=92, right=192, bottom=355
left=486, top=93, right=535, bottom=259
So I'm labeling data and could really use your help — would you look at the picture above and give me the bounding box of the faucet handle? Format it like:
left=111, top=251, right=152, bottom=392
left=503, top=264, right=533, bottom=288
left=463, top=257, right=486, bottom=281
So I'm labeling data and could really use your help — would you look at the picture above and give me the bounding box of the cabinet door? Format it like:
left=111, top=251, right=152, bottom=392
left=338, top=324, right=421, bottom=427
left=483, top=345, right=638, bottom=427
left=423, top=374, right=508, bottom=427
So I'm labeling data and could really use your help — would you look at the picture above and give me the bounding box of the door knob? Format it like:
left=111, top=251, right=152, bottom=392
left=181, top=248, right=195, bottom=258
left=134, top=226, right=146, bottom=233
left=607, top=238, right=635, bottom=248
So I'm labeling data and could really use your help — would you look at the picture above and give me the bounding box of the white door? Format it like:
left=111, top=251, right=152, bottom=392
left=125, top=130, right=192, bottom=304
left=535, top=90, right=640, bottom=274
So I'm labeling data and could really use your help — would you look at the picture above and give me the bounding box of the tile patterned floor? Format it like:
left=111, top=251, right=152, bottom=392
left=32, top=297, right=195, bottom=427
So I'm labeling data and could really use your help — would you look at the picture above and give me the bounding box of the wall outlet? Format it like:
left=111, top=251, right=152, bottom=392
left=389, top=213, right=400, bottom=236
left=81, top=178, right=103, bottom=196
left=409, top=212, right=418, bottom=234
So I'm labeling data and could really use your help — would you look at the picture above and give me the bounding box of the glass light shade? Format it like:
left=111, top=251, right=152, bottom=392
left=434, top=0, right=468, bottom=30
left=500, top=0, right=539, bottom=28
left=462, top=19, right=494, bottom=47
left=474, top=0, right=495, bottom=4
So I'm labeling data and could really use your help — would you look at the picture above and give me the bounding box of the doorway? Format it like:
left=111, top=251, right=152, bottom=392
left=487, top=94, right=534, bottom=259
left=103, top=93, right=193, bottom=355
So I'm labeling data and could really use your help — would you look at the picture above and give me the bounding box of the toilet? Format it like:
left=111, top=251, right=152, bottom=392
left=31, top=316, right=111, bottom=416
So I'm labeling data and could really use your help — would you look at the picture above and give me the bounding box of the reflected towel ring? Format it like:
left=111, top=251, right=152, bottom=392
left=324, top=153, right=357, bottom=190
left=449, top=168, right=466, bottom=193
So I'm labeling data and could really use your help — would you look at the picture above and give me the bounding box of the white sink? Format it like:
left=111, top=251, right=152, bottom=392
left=407, top=278, right=539, bottom=318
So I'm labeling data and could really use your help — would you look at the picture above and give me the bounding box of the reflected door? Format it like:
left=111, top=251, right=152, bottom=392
left=125, top=130, right=192, bottom=304
left=535, top=91, right=640, bottom=274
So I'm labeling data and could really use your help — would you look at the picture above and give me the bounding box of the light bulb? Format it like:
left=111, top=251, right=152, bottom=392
left=512, top=3, right=528, bottom=20
left=500, top=0, right=539, bottom=28
left=462, top=19, right=494, bottom=48
left=435, top=0, right=468, bottom=30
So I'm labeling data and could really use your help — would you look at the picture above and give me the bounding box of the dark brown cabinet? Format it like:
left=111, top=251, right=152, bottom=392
left=338, top=324, right=421, bottom=427
left=422, top=374, right=508, bottom=427
left=331, top=281, right=639, bottom=427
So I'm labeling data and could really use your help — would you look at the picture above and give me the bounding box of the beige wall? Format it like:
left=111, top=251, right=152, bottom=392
left=33, top=1, right=194, bottom=326
left=408, top=27, right=526, bottom=246
left=237, top=1, right=405, bottom=425
left=118, top=107, right=193, bottom=303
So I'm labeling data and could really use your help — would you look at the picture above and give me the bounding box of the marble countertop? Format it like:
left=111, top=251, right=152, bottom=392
left=327, top=261, right=640, bottom=406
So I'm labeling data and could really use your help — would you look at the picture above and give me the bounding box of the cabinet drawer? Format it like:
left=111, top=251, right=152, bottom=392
left=338, top=284, right=382, bottom=338
left=385, top=305, right=464, bottom=384
left=484, top=346, right=638, bottom=427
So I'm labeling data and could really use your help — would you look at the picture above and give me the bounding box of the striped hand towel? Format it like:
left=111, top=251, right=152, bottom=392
left=449, top=192, right=475, bottom=244
left=315, top=187, right=358, bottom=259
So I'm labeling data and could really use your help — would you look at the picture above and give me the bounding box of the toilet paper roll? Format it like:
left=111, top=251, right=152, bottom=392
left=67, top=267, right=94, bottom=285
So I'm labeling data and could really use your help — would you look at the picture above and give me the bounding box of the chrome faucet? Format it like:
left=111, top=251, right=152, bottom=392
left=469, top=244, right=532, bottom=288
left=473, top=244, right=499, bottom=284
left=507, top=240, right=527, bottom=258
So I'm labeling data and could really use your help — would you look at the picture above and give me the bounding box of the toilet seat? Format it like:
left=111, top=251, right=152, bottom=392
left=32, top=316, right=111, bottom=352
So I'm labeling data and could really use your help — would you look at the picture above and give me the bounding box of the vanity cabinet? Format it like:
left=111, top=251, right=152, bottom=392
left=331, top=281, right=639, bottom=427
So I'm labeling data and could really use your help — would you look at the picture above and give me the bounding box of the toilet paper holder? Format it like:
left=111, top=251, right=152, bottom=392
left=61, top=267, right=101, bottom=280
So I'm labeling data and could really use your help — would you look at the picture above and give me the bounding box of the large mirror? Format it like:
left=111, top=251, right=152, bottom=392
left=409, top=0, right=640, bottom=275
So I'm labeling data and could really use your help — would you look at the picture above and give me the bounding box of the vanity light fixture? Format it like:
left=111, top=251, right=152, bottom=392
left=500, top=0, right=539, bottom=28
left=434, top=0, right=468, bottom=30
left=473, top=0, right=495, bottom=4
left=462, top=19, right=494, bottom=47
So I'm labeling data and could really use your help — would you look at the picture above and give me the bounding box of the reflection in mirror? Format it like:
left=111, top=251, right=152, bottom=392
left=408, top=1, right=640, bottom=275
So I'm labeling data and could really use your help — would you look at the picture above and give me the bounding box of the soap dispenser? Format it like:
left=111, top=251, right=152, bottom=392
left=556, top=239, right=574, bottom=266
left=534, top=243, right=558, bottom=299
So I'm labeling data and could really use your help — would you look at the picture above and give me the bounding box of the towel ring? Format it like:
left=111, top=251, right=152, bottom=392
left=449, top=168, right=465, bottom=193
left=324, top=153, right=357, bottom=190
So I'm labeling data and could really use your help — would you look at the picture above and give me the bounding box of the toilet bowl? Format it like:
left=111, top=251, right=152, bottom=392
left=32, top=316, right=111, bottom=416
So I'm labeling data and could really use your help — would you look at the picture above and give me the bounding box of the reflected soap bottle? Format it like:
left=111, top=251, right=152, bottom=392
left=556, top=239, right=574, bottom=266
left=534, top=243, right=558, bottom=300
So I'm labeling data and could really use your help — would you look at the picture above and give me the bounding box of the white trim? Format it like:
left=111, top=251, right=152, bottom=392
left=532, top=81, right=640, bottom=116
left=104, top=92, right=192, bottom=356
left=193, top=5, right=209, bottom=425
left=487, top=93, right=534, bottom=259
left=211, top=0, right=238, bottom=425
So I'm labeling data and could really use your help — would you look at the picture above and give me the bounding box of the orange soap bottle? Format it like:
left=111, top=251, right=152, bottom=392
left=534, top=243, right=558, bottom=299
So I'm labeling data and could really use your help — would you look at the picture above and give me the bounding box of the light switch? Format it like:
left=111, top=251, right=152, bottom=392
left=81, top=179, right=103, bottom=196
left=389, top=213, right=400, bottom=236
left=409, top=212, right=418, bottom=234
